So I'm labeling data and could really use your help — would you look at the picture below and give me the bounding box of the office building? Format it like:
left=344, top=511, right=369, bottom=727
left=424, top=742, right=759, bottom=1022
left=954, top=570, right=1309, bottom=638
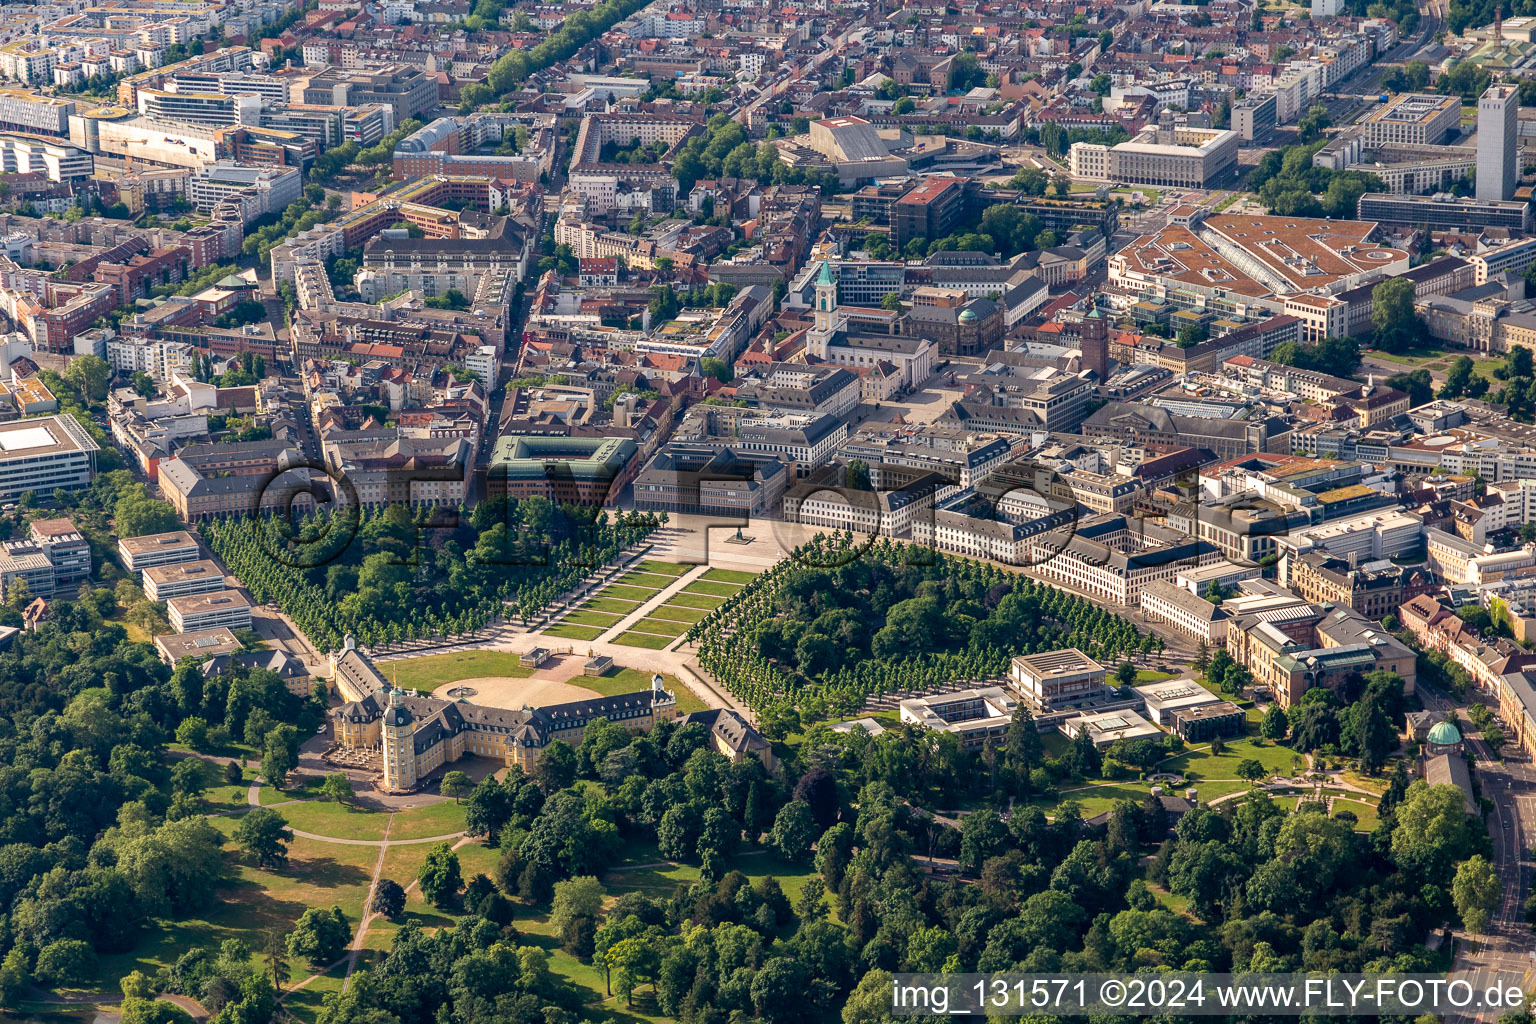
left=1361, top=93, right=1460, bottom=147
left=1357, top=192, right=1532, bottom=232
left=119, top=530, right=201, bottom=572
left=0, top=89, right=72, bottom=136
left=1232, top=94, right=1277, bottom=141
left=302, top=65, right=438, bottom=123
left=138, top=89, right=263, bottom=128
left=155, top=627, right=242, bottom=664
left=189, top=162, right=302, bottom=216
left=1070, top=126, right=1239, bottom=187
left=143, top=560, right=230, bottom=601
left=0, top=416, right=98, bottom=500
left=1477, top=84, right=1518, bottom=202
left=1009, top=648, right=1110, bottom=712
left=167, top=589, right=252, bottom=633
left=899, top=687, right=1019, bottom=750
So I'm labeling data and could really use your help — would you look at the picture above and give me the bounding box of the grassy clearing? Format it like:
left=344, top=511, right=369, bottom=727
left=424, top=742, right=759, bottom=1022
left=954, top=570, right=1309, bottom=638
left=390, top=651, right=535, bottom=691
left=1135, top=670, right=1179, bottom=683
left=664, top=592, right=725, bottom=610
left=614, top=632, right=673, bottom=650
left=544, top=623, right=606, bottom=641
left=701, top=568, right=758, bottom=584
left=645, top=604, right=708, bottom=624
left=681, top=581, right=742, bottom=598
left=88, top=836, right=379, bottom=992
left=635, top=560, right=692, bottom=576
left=617, top=572, right=675, bottom=588
left=1161, top=738, right=1298, bottom=781
left=632, top=617, right=689, bottom=637
left=1362, top=345, right=1447, bottom=367
left=388, top=800, right=468, bottom=840
left=1029, top=782, right=1158, bottom=818
left=583, top=597, right=644, bottom=615
left=278, top=800, right=392, bottom=841
left=587, top=669, right=706, bottom=712
left=560, top=609, right=626, bottom=627
left=602, top=584, right=662, bottom=602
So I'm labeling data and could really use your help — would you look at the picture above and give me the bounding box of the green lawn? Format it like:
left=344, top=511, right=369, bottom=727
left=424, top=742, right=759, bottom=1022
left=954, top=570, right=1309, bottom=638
left=560, top=609, right=626, bottom=627
left=86, top=835, right=380, bottom=994
left=582, top=597, right=644, bottom=615
left=1160, top=738, right=1298, bottom=782
left=586, top=668, right=706, bottom=713
left=701, top=568, right=758, bottom=584
left=274, top=800, right=392, bottom=841
left=614, top=632, right=674, bottom=650
left=1362, top=345, right=1447, bottom=368
left=617, top=572, right=674, bottom=588
left=1135, top=670, right=1178, bottom=683
left=681, top=581, right=742, bottom=597
left=602, top=584, right=662, bottom=602
left=663, top=592, right=725, bottom=610
left=644, top=604, right=708, bottom=624
left=544, top=623, right=606, bottom=640
left=635, top=560, right=692, bottom=576
left=1030, top=782, right=1161, bottom=819
left=388, top=800, right=469, bottom=840
left=631, top=617, right=689, bottom=636
left=390, top=651, right=534, bottom=690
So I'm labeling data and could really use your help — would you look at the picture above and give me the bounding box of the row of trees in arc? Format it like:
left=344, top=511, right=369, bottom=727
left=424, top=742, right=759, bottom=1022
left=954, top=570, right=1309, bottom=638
left=687, top=533, right=1156, bottom=721
left=200, top=500, right=661, bottom=653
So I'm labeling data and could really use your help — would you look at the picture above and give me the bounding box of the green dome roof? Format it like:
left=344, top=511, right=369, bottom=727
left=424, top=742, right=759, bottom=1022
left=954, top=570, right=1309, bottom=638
left=1427, top=721, right=1462, bottom=746
left=958, top=309, right=978, bottom=323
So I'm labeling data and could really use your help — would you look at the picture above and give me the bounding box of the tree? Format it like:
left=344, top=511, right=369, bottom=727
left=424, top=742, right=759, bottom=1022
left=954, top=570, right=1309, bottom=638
left=846, top=459, right=871, bottom=491
left=1236, top=759, right=1267, bottom=785
left=1372, top=276, right=1426, bottom=353
left=319, top=772, right=353, bottom=804
left=34, top=939, right=96, bottom=986
left=286, top=906, right=349, bottom=965
left=1453, top=855, right=1500, bottom=933
left=440, top=770, right=473, bottom=803
left=262, top=728, right=297, bottom=789
left=771, top=801, right=818, bottom=864
left=175, top=716, right=210, bottom=750
left=64, top=354, right=111, bottom=402
left=0, top=947, right=26, bottom=1006
left=419, top=841, right=463, bottom=908
left=1261, top=705, right=1290, bottom=741
left=1115, top=661, right=1137, bottom=687
left=1392, top=781, right=1482, bottom=883
left=880, top=291, right=903, bottom=312
left=550, top=875, right=605, bottom=936
left=233, top=808, right=293, bottom=868
left=371, top=878, right=406, bottom=919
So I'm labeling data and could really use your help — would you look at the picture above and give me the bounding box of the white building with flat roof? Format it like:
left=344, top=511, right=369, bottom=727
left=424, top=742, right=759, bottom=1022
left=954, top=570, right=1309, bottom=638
left=167, top=589, right=251, bottom=633
left=0, top=415, right=98, bottom=500
left=143, top=559, right=229, bottom=601
left=1063, top=707, right=1162, bottom=748
left=118, top=530, right=200, bottom=572
left=1010, top=648, right=1110, bottom=711
left=1135, top=678, right=1223, bottom=725
left=899, top=687, right=1018, bottom=750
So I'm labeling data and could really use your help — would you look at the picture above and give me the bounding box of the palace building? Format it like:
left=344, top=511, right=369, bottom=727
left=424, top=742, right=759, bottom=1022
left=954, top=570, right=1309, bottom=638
left=327, top=638, right=680, bottom=791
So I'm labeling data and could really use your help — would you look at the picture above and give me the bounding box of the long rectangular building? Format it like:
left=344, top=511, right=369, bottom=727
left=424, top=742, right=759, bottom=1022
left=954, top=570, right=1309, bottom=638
left=1357, top=192, right=1533, bottom=232
left=0, top=416, right=98, bottom=500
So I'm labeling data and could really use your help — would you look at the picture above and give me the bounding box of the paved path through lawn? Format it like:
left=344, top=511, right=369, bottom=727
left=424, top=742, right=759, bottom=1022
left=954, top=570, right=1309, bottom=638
left=594, top=564, right=710, bottom=643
